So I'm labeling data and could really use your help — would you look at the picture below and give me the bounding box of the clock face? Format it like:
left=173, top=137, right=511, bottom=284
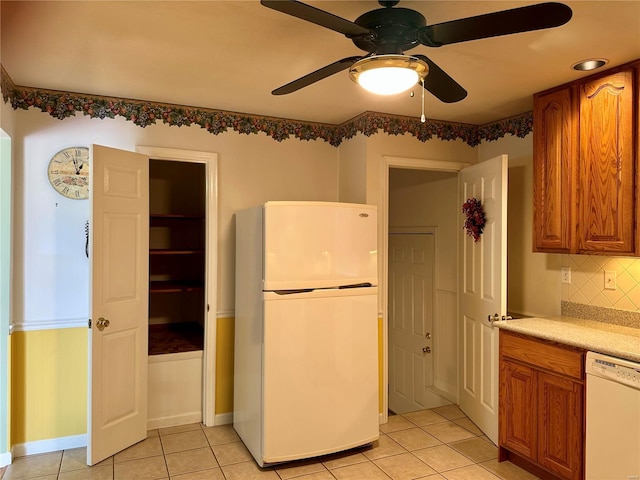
left=47, top=147, right=90, bottom=199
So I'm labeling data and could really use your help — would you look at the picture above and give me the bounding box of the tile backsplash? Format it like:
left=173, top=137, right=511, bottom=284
left=562, top=255, right=640, bottom=312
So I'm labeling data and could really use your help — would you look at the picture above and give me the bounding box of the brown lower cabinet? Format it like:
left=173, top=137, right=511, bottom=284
left=499, top=330, right=585, bottom=480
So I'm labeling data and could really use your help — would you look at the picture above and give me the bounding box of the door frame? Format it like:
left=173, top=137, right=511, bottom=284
left=0, top=130, right=12, bottom=467
left=136, top=146, right=219, bottom=427
left=379, top=156, right=470, bottom=424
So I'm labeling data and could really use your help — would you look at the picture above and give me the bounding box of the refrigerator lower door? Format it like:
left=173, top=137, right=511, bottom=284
left=262, top=288, right=379, bottom=464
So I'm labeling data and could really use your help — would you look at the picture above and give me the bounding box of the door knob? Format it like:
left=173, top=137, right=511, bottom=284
left=425, top=332, right=432, bottom=339
left=422, top=346, right=431, bottom=354
left=96, top=317, right=110, bottom=331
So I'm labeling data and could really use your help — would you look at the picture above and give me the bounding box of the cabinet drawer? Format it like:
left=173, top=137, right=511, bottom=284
left=500, top=330, right=584, bottom=380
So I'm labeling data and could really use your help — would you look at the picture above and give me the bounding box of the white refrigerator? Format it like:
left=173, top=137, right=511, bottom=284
left=234, top=201, right=379, bottom=466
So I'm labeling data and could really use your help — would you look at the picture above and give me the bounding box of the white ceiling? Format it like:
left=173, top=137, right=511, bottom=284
left=2, top=0, right=639, bottom=125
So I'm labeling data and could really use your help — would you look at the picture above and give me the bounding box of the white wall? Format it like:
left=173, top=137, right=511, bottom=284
left=337, top=134, right=367, bottom=204
left=365, top=133, right=476, bottom=208
left=12, top=108, right=340, bottom=329
left=478, top=133, right=561, bottom=317
left=389, top=169, right=459, bottom=290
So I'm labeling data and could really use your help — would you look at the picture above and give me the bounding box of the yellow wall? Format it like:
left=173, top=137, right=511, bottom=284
left=10, top=319, right=238, bottom=443
left=11, top=328, right=87, bottom=444
left=378, top=317, right=383, bottom=414
left=215, top=317, right=234, bottom=415
left=10, top=316, right=383, bottom=443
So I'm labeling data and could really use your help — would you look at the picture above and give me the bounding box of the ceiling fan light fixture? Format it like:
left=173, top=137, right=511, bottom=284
left=349, top=55, right=429, bottom=95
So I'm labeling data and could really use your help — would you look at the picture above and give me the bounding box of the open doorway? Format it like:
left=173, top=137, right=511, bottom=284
left=379, top=156, right=470, bottom=422
left=387, top=168, right=459, bottom=414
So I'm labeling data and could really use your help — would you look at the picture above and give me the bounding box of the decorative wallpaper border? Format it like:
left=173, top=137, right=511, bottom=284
left=1, top=64, right=531, bottom=147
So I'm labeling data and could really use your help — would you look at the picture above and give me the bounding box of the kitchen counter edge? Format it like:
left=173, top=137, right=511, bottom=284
left=494, top=316, right=640, bottom=363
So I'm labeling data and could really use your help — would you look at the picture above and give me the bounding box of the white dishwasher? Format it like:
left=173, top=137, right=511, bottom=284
left=586, top=351, right=640, bottom=480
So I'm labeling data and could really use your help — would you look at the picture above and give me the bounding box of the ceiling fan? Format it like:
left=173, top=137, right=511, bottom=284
left=262, top=0, right=573, bottom=102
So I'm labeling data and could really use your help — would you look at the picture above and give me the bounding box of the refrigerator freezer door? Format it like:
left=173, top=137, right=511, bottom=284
left=263, top=202, right=377, bottom=291
left=262, top=288, right=379, bottom=464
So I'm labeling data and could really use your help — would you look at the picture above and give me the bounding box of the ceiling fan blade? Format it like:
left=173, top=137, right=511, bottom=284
left=420, top=2, right=572, bottom=46
left=261, top=0, right=371, bottom=36
left=415, top=55, right=467, bottom=103
left=272, top=56, right=363, bottom=95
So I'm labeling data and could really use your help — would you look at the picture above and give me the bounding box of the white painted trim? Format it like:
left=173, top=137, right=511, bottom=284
left=136, top=146, right=219, bottom=428
left=383, top=157, right=470, bottom=172
left=214, top=412, right=233, bottom=426
left=147, top=412, right=202, bottom=431
left=0, top=451, right=11, bottom=467
left=216, top=310, right=234, bottom=319
left=11, top=434, right=86, bottom=458
left=135, top=146, right=217, bottom=163
left=380, top=156, right=471, bottom=423
left=10, top=318, right=86, bottom=332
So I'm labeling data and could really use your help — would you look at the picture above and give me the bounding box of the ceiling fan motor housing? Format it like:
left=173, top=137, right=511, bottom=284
left=352, top=8, right=427, bottom=55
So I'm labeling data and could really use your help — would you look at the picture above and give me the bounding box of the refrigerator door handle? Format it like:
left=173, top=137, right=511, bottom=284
left=270, top=283, right=374, bottom=296
left=272, top=289, right=315, bottom=295
left=338, top=282, right=373, bottom=289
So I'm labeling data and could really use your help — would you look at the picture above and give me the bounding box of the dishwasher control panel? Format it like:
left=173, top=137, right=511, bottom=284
left=586, top=351, right=640, bottom=390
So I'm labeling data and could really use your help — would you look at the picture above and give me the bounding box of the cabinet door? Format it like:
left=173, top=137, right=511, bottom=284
left=499, top=360, right=537, bottom=460
left=538, top=372, right=583, bottom=480
left=533, top=88, right=577, bottom=252
left=577, top=69, right=636, bottom=254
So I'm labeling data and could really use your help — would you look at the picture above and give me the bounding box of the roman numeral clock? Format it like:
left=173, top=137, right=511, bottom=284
left=47, top=146, right=90, bottom=199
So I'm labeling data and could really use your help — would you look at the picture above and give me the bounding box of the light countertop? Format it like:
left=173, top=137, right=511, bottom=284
left=494, top=316, right=640, bottom=363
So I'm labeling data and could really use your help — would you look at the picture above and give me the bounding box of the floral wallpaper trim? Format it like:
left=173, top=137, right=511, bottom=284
left=0, top=64, right=16, bottom=103
left=1, top=66, right=531, bottom=147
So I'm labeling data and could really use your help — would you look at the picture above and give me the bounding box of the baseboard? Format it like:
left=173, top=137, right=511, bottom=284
left=214, top=412, right=233, bottom=426
left=11, top=434, right=87, bottom=458
left=0, top=451, right=12, bottom=467
left=147, top=412, right=202, bottom=431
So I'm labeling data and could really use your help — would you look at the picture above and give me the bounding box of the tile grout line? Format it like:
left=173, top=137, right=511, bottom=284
left=6, top=408, right=533, bottom=480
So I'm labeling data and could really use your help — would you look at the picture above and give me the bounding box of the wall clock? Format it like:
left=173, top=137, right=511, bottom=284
left=47, top=146, right=90, bottom=199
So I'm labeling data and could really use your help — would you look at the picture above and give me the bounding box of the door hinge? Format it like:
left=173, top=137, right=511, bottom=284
left=207, top=304, right=210, bottom=312
left=88, top=318, right=92, bottom=329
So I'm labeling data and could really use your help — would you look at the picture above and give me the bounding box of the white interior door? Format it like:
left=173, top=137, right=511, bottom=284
left=88, top=145, right=149, bottom=465
left=458, top=155, right=508, bottom=445
left=388, top=232, right=448, bottom=413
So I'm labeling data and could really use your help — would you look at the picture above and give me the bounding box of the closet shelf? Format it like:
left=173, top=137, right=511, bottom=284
left=150, top=213, right=204, bottom=220
left=149, top=281, right=204, bottom=293
left=149, top=249, right=204, bottom=255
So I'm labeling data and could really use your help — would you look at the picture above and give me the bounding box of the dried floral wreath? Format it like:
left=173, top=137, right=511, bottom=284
left=462, top=198, right=486, bottom=242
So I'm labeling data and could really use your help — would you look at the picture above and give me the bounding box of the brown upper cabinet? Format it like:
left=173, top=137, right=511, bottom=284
left=533, top=60, right=639, bottom=255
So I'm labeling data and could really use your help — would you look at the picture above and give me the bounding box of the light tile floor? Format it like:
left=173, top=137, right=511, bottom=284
left=2, top=405, right=539, bottom=480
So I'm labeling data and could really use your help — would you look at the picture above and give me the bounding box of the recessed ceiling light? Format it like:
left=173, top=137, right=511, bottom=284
left=572, top=59, right=608, bottom=71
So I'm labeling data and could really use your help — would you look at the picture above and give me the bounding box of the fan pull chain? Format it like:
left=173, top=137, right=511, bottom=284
left=420, top=78, right=426, bottom=123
